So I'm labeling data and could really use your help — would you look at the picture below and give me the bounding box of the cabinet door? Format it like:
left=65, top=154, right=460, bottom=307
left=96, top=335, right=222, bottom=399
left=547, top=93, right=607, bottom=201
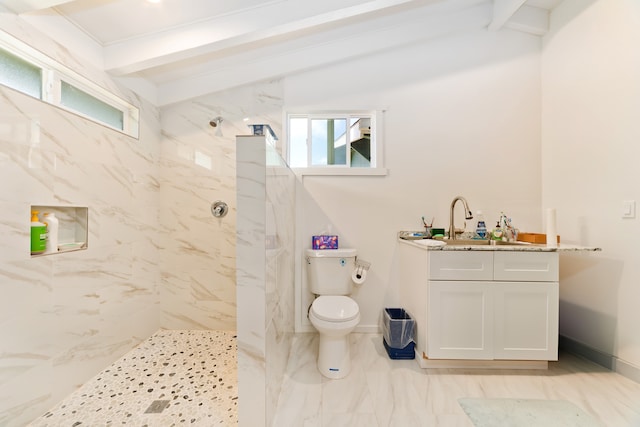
left=493, top=282, right=559, bottom=360
left=427, top=281, right=493, bottom=359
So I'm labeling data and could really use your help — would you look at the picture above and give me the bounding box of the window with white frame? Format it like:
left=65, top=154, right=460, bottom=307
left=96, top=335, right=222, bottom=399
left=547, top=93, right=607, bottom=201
left=0, top=48, right=42, bottom=99
left=287, top=111, right=386, bottom=175
left=0, top=32, right=139, bottom=138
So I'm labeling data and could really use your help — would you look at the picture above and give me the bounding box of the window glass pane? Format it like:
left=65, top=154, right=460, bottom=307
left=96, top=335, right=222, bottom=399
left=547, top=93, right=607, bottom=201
left=287, top=113, right=377, bottom=169
left=311, top=118, right=347, bottom=166
left=311, top=119, right=327, bottom=165
left=289, top=117, right=308, bottom=168
left=61, top=81, right=124, bottom=130
left=350, top=117, right=371, bottom=168
left=0, top=48, right=42, bottom=99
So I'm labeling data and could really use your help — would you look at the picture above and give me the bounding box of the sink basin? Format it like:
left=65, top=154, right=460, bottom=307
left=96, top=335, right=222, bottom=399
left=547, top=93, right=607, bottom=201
left=444, top=239, right=532, bottom=247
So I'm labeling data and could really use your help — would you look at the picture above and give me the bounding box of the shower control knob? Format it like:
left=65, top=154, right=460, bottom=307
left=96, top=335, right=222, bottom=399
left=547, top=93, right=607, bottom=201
left=211, top=201, right=229, bottom=218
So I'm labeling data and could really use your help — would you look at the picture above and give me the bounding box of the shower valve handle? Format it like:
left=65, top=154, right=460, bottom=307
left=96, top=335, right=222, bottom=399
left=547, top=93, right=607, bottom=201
left=211, top=201, right=229, bottom=218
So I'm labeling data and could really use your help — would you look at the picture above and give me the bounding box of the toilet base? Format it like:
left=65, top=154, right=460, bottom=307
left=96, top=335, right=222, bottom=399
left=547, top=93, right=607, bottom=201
left=317, top=334, right=351, bottom=379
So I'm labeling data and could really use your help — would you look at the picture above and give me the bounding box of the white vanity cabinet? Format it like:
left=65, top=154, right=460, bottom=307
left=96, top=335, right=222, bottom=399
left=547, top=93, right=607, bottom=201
left=398, top=244, right=559, bottom=363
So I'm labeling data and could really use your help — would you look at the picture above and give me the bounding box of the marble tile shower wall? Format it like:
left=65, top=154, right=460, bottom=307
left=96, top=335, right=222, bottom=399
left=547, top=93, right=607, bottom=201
left=236, top=136, right=268, bottom=427
left=0, top=86, right=162, bottom=426
left=162, top=82, right=288, bottom=426
left=158, top=80, right=283, bottom=331
left=158, top=105, right=237, bottom=331
left=0, top=14, right=163, bottom=426
left=265, top=145, right=296, bottom=425
left=236, top=134, right=295, bottom=427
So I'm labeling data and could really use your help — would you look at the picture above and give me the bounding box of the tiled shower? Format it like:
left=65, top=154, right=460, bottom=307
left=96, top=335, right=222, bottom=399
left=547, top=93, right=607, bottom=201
left=0, top=19, right=289, bottom=422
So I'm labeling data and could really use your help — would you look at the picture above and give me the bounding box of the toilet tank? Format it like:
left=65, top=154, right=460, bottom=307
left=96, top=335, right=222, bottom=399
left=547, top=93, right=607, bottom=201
left=305, top=248, right=357, bottom=295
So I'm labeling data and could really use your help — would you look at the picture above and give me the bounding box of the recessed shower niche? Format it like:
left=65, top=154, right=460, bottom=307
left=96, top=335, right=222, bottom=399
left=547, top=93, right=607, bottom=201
left=30, top=205, right=88, bottom=257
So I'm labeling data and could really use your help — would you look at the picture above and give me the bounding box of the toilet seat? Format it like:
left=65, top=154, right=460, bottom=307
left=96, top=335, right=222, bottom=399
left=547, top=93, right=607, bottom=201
left=311, top=296, right=359, bottom=322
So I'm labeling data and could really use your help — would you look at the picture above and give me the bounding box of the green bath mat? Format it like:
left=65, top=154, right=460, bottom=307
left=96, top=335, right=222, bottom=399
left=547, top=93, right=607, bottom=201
left=458, top=398, right=602, bottom=427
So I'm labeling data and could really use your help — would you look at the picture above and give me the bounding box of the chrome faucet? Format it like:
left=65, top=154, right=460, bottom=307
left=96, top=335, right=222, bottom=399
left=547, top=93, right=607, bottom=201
left=449, top=196, right=473, bottom=240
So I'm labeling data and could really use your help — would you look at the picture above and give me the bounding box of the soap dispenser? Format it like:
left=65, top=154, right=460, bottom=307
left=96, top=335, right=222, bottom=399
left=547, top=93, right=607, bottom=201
left=474, top=211, right=487, bottom=239
left=491, top=221, right=503, bottom=241
left=30, top=210, right=47, bottom=255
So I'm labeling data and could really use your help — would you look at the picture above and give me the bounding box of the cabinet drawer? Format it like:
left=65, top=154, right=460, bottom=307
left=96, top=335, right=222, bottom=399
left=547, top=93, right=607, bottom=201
left=494, top=252, right=558, bottom=282
left=429, top=252, right=493, bottom=281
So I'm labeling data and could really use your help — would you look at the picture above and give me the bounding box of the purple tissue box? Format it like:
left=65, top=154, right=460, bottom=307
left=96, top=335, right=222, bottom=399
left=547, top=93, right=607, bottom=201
left=312, top=235, right=338, bottom=250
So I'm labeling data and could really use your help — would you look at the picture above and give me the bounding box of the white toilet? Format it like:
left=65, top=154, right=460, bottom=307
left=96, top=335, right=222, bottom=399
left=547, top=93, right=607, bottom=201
left=306, top=248, right=360, bottom=379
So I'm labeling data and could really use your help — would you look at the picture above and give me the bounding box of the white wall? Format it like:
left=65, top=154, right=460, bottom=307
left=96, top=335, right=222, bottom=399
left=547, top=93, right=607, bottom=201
left=542, top=0, right=640, bottom=377
left=285, top=28, right=544, bottom=331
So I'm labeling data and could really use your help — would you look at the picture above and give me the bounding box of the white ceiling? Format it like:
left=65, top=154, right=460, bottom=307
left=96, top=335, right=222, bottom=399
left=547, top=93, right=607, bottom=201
left=3, top=0, right=564, bottom=106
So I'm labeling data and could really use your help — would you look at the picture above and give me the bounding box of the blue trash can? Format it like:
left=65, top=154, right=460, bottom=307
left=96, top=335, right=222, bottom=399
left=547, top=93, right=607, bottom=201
left=382, top=308, right=415, bottom=359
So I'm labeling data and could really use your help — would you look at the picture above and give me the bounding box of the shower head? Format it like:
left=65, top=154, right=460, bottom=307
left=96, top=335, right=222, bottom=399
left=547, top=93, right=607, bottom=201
left=209, top=116, right=223, bottom=136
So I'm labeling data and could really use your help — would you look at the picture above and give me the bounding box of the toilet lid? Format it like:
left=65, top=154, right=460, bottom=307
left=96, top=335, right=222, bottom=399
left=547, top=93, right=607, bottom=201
left=311, top=296, right=359, bottom=322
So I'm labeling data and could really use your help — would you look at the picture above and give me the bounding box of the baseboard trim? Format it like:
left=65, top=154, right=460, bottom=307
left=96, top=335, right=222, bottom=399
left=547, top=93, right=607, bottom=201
left=355, top=325, right=379, bottom=333
left=559, top=335, right=640, bottom=384
left=416, top=351, right=548, bottom=370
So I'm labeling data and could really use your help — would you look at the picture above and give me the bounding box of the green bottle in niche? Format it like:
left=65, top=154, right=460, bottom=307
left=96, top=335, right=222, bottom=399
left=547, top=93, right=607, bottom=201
left=30, top=210, right=47, bottom=255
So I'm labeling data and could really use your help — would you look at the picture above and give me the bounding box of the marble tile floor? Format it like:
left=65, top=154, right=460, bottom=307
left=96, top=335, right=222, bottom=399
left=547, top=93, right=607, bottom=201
left=273, top=333, right=640, bottom=427
left=24, top=330, right=640, bottom=427
left=29, top=330, right=237, bottom=427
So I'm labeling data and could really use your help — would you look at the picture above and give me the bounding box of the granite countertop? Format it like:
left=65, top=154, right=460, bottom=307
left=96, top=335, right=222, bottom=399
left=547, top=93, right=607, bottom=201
left=398, top=234, right=601, bottom=252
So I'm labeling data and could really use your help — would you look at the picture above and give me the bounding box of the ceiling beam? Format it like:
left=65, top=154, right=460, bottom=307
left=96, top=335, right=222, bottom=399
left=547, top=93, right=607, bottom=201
left=154, top=1, right=493, bottom=106
left=1, top=0, right=75, bottom=14
left=488, top=0, right=526, bottom=31
left=103, top=0, right=441, bottom=76
left=504, top=4, right=548, bottom=36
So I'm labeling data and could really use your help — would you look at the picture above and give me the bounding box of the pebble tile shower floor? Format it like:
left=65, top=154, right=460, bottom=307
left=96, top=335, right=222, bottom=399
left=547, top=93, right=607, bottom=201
left=29, top=330, right=237, bottom=426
